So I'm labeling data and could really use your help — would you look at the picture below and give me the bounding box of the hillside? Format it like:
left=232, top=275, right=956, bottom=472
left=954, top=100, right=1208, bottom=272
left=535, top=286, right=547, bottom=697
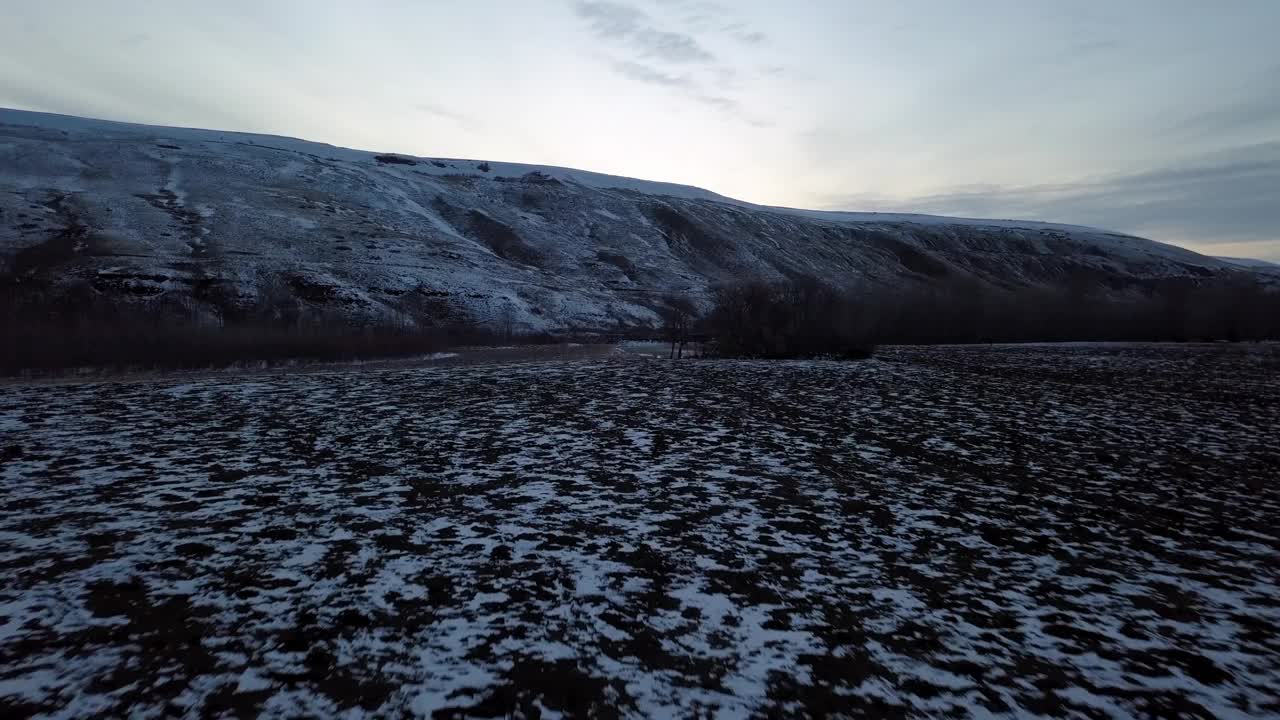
left=0, top=108, right=1254, bottom=333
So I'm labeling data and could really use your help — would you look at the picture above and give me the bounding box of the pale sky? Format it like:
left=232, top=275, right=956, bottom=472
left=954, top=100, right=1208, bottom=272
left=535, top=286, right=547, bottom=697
left=2, top=1, right=1278, bottom=259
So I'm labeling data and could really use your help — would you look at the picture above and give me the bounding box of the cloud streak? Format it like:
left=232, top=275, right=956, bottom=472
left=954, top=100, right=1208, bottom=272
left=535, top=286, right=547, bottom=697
left=654, top=0, right=768, bottom=43
left=610, top=60, right=690, bottom=87
left=570, top=0, right=773, bottom=127
left=821, top=143, right=1280, bottom=257
left=415, top=103, right=482, bottom=131
left=609, top=60, right=772, bottom=127
left=1166, top=87, right=1280, bottom=144
left=572, top=1, right=714, bottom=64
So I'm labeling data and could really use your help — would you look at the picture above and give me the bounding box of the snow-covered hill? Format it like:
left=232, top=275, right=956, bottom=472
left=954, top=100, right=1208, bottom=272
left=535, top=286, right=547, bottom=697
left=0, top=108, right=1253, bottom=331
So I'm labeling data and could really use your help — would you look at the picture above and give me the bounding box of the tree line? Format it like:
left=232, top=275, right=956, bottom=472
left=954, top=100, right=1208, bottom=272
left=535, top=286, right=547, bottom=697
left=0, top=278, right=484, bottom=375
left=666, top=273, right=1280, bottom=359
left=3, top=269, right=1276, bottom=373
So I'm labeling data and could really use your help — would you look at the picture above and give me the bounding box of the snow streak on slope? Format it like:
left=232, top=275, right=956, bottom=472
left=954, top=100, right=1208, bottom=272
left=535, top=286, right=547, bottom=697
left=0, top=108, right=1246, bottom=331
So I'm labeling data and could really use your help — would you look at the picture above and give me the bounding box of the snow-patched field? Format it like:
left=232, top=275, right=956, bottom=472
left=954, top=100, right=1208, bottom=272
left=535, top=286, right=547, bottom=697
left=2, top=345, right=1278, bottom=718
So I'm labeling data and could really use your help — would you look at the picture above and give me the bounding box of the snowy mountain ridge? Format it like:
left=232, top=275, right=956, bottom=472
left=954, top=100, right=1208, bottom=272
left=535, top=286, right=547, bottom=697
left=0, top=108, right=1259, bottom=331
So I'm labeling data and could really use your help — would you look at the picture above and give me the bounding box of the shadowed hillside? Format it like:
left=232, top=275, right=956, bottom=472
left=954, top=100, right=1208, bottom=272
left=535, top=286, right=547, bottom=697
left=2, top=109, right=1275, bottom=338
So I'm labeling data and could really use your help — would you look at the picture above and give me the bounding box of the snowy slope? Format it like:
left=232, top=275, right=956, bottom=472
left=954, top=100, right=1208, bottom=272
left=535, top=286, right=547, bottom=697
left=0, top=108, right=1250, bottom=331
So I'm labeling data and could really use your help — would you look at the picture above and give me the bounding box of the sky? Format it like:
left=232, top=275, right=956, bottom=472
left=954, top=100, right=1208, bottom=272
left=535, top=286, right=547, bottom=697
left=2, top=0, right=1278, bottom=260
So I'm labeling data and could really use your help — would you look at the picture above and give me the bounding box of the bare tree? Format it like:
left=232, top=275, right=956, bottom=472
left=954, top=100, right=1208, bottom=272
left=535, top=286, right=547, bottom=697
left=659, top=294, right=697, bottom=359
left=252, top=274, right=301, bottom=329
left=705, top=279, right=875, bottom=359
left=496, top=302, right=517, bottom=342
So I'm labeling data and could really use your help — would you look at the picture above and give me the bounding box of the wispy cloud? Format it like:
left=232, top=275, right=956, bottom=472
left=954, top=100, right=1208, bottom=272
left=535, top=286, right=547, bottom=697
left=569, top=0, right=773, bottom=127
left=573, top=1, right=714, bottom=64
left=610, top=59, right=771, bottom=127
left=611, top=60, right=691, bottom=88
left=652, top=0, right=769, bottom=44
left=1165, top=76, right=1280, bottom=144
left=820, top=143, right=1280, bottom=258
left=415, top=103, right=482, bottom=131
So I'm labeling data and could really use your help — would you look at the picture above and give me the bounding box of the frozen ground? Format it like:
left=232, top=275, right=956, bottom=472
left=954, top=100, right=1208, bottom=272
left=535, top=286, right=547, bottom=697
left=1, top=344, right=1278, bottom=718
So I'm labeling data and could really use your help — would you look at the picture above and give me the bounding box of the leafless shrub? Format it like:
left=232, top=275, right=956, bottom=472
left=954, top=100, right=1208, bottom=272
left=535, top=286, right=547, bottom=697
left=495, top=303, right=517, bottom=342
left=659, top=294, right=698, bottom=359
left=705, top=279, right=875, bottom=359
left=374, top=154, right=416, bottom=166
left=0, top=321, right=455, bottom=377
left=865, top=273, right=1280, bottom=344
left=0, top=285, right=484, bottom=375
left=703, top=271, right=1279, bottom=354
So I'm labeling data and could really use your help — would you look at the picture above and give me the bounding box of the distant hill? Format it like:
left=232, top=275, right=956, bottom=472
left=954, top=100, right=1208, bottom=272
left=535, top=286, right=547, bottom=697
left=1216, top=256, right=1279, bottom=270
left=0, top=108, right=1263, bottom=332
